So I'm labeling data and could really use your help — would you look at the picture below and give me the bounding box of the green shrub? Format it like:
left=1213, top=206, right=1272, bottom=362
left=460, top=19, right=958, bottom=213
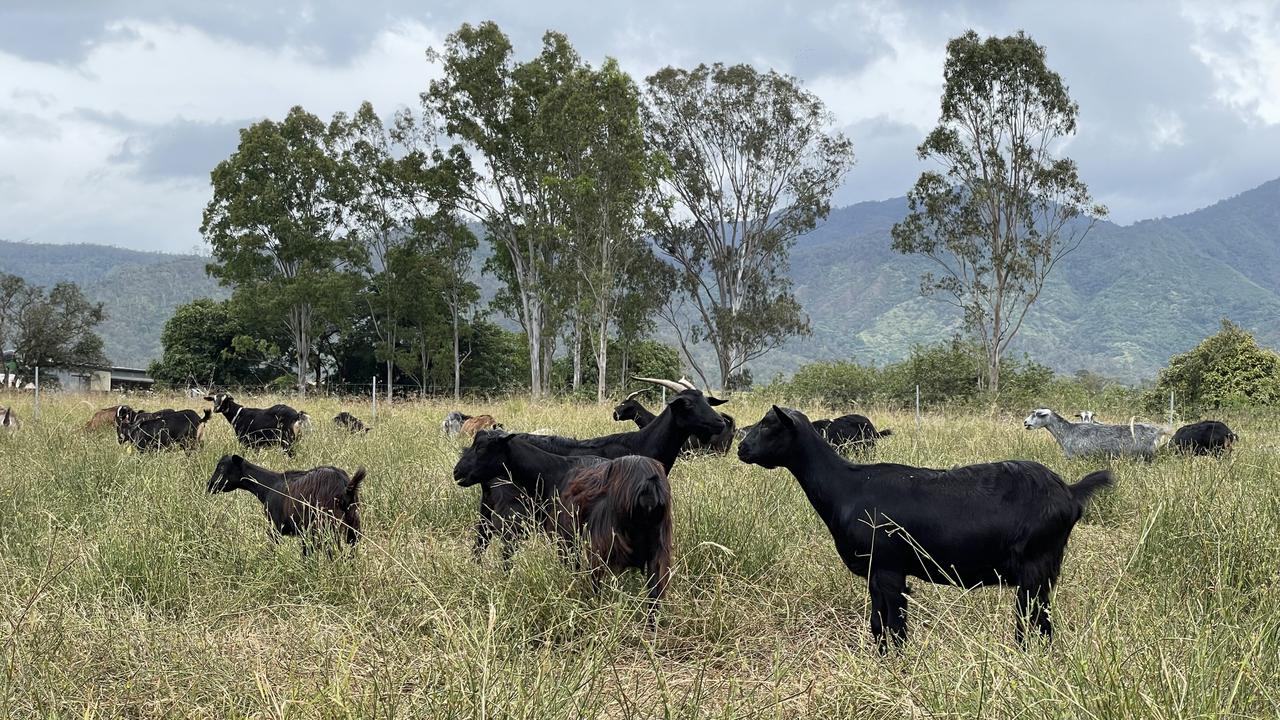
left=1146, top=319, right=1280, bottom=412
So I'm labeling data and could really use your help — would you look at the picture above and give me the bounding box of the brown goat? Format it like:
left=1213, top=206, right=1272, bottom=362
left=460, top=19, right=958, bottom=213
left=84, top=405, right=123, bottom=432
left=461, top=414, right=503, bottom=437
left=554, top=455, right=673, bottom=625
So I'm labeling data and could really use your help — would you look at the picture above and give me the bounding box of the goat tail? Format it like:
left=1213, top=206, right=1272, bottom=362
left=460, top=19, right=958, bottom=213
left=347, top=468, right=367, bottom=498
left=1070, top=470, right=1113, bottom=506
left=877, top=428, right=894, bottom=438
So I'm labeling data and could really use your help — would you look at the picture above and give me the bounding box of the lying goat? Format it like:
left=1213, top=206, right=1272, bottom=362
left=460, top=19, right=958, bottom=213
left=442, top=411, right=471, bottom=437
left=207, top=454, right=364, bottom=557
left=206, top=393, right=308, bottom=455
left=333, top=411, right=370, bottom=434
left=812, top=413, right=892, bottom=453
left=461, top=414, right=503, bottom=437
left=1024, top=408, right=1165, bottom=460
left=740, top=406, right=1111, bottom=652
left=1171, top=420, right=1238, bottom=455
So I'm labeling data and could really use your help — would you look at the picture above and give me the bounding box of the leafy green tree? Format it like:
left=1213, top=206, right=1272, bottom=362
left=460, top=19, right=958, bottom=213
left=0, top=273, right=37, bottom=357
left=644, top=62, right=854, bottom=390
left=148, top=298, right=266, bottom=388
left=12, top=281, right=107, bottom=371
left=202, top=106, right=363, bottom=396
left=891, top=30, right=1107, bottom=394
left=1148, top=319, right=1280, bottom=410
left=459, top=320, right=531, bottom=395
left=427, top=22, right=581, bottom=397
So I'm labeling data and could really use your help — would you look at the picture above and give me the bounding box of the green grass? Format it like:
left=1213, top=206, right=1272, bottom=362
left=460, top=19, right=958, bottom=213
left=1, top=392, right=1277, bottom=718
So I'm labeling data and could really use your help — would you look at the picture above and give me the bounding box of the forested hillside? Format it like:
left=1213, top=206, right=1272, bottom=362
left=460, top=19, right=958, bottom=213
left=0, top=241, right=228, bottom=367
left=2, top=178, right=1276, bottom=381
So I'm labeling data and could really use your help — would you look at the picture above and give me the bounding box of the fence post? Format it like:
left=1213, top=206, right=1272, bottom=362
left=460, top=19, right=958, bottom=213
left=372, top=376, right=378, bottom=420
left=915, top=384, right=920, bottom=432
left=34, top=366, right=40, bottom=420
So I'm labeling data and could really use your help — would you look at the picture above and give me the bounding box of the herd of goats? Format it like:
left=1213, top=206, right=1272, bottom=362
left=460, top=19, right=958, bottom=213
left=0, top=377, right=1240, bottom=652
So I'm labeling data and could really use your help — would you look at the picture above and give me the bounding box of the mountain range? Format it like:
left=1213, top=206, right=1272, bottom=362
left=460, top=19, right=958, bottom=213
left=2, top=177, right=1277, bottom=382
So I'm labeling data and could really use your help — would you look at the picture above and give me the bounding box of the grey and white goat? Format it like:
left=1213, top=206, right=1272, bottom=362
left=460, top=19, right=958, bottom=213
left=1024, top=408, right=1165, bottom=460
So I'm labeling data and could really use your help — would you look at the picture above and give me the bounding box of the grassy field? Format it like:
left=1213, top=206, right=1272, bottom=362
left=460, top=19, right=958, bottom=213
left=1, top=391, right=1277, bottom=718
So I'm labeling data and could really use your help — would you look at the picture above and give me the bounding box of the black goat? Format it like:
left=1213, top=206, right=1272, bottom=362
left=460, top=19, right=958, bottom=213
left=610, top=380, right=735, bottom=456
left=812, top=413, right=893, bottom=453
left=526, top=377, right=726, bottom=474
left=114, top=405, right=176, bottom=444
left=453, top=436, right=672, bottom=624
left=738, top=406, right=1111, bottom=652
left=121, top=408, right=212, bottom=452
left=333, top=411, right=370, bottom=434
left=454, top=430, right=606, bottom=563
left=205, top=393, right=308, bottom=455
left=555, top=455, right=673, bottom=625
left=1171, top=420, right=1238, bottom=455
left=207, top=453, right=364, bottom=557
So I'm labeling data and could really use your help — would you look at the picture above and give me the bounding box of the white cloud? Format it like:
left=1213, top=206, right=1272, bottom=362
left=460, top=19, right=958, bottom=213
left=803, top=3, right=945, bottom=132
left=1148, top=107, right=1186, bottom=149
left=1182, top=0, right=1280, bottom=125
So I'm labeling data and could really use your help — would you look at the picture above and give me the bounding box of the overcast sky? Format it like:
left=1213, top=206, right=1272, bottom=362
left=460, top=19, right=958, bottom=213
left=2, top=0, right=1278, bottom=253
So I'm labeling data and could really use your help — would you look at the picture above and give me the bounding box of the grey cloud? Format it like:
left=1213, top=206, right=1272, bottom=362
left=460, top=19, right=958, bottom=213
left=109, top=118, right=250, bottom=181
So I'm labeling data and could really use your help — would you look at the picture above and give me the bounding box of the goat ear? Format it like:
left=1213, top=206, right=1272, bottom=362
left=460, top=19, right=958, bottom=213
left=706, top=395, right=727, bottom=406
left=771, top=405, right=794, bottom=429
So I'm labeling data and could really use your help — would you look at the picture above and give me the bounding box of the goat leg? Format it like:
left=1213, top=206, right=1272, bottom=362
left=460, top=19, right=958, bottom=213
left=869, top=569, right=908, bottom=654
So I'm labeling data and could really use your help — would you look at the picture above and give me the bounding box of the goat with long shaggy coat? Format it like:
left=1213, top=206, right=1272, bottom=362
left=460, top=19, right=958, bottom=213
left=207, top=454, right=364, bottom=557
left=453, top=430, right=606, bottom=563
left=555, top=455, right=673, bottom=624
left=740, top=406, right=1111, bottom=652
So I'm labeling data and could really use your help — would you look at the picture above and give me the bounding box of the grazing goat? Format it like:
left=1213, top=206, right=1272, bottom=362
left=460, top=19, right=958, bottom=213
left=555, top=456, right=673, bottom=625
left=739, top=406, right=1111, bottom=652
left=1172, top=420, right=1238, bottom=455
left=120, top=409, right=212, bottom=452
left=333, top=411, right=370, bottom=434
left=461, top=414, right=503, bottom=437
left=611, top=378, right=736, bottom=455
left=812, top=413, right=892, bottom=453
left=1, top=406, right=18, bottom=431
left=114, top=405, right=176, bottom=444
left=207, top=454, right=364, bottom=557
left=1024, top=408, right=1165, bottom=460
left=453, top=436, right=672, bottom=623
left=205, top=393, right=307, bottom=455
left=442, top=410, right=471, bottom=437
left=84, top=405, right=122, bottom=432
left=1073, top=411, right=1097, bottom=423
left=454, top=430, right=606, bottom=563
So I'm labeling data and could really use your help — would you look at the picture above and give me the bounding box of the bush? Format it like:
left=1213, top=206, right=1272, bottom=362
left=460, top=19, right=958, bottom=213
left=1146, top=319, right=1280, bottom=412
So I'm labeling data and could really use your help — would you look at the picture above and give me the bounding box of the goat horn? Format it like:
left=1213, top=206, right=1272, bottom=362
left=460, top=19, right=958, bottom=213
left=676, top=376, right=697, bottom=390
left=632, top=376, right=687, bottom=393
left=624, top=388, right=649, bottom=401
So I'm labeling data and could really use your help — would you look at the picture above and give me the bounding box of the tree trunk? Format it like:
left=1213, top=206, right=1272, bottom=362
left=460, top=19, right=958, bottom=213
left=595, top=318, right=608, bottom=403
left=452, top=306, right=462, bottom=402
left=291, top=303, right=311, bottom=398
left=571, top=310, right=582, bottom=393
left=386, top=359, right=394, bottom=403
